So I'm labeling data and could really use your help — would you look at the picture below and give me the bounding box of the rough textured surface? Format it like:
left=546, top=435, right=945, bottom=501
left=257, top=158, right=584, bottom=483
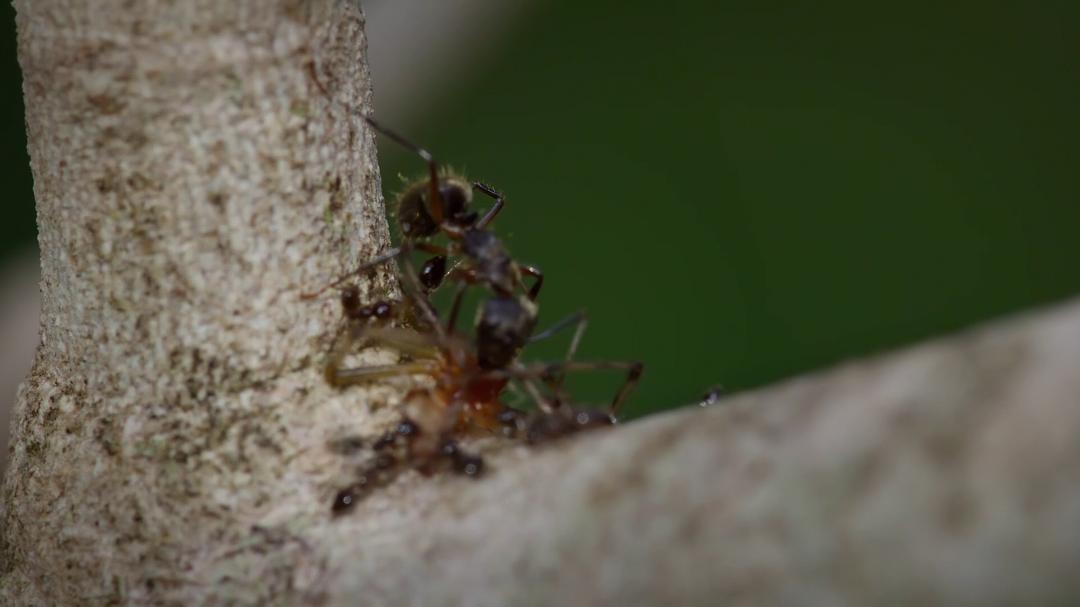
left=4, top=1, right=1080, bottom=605
left=2, top=1, right=402, bottom=603
left=308, top=298, right=1080, bottom=606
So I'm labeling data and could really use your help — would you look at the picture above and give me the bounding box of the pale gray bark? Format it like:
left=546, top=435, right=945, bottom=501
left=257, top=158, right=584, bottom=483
left=4, top=1, right=1080, bottom=606
left=3, top=1, right=395, bottom=603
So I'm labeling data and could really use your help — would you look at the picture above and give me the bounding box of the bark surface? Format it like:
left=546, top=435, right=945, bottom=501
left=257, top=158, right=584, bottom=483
left=4, top=1, right=1080, bottom=605
left=3, top=1, right=398, bottom=603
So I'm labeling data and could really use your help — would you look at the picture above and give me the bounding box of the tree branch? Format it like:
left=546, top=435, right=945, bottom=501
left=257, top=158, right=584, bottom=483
left=4, top=1, right=396, bottom=603
left=4, top=2, right=1079, bottom=605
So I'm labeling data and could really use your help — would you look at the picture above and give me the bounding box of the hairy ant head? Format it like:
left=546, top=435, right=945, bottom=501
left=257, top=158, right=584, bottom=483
left=394, top=174, right=474, bottom=238
left=397, top=187, right=440, bottom=238
left=439, top=181, right=472, bottom=223
left=340, top=286, right=362, bottom=316
left=340, top=287, right=382, bottom=322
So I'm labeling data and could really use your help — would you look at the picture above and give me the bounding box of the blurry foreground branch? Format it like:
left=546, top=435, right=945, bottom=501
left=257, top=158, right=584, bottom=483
left=3, top=1, right=1080, bottom=605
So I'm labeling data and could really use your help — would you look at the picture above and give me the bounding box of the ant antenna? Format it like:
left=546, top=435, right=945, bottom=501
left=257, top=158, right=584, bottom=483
left=471, top=181, right=506, bottom=229
left=362, top=115, right=445, bottom=225
left=362, top=116, right=434, bottom=164
left=305, top=62, right=447, bottom=227
left=300, top=246, right=404, bottom=300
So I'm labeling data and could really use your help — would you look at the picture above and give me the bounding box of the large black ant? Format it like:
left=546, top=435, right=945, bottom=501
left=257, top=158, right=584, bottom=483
left=309, top=115, right=643, bottom=411
left=302, top=116, right=542, bottom=316
left=304, top=116, right=643, bottom=514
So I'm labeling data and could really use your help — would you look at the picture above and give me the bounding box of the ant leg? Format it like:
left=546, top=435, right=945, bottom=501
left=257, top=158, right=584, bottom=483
left=441, top=265, right=484, bottom=334
left=517, top=264, right=543, bottom=300
left=496, top=360, right=644, bottom=418
left=327, top=360, right=437, bottom=387
left=364, top=116, right=444, bottom=224
left=472, top=181, right=505, bottom=228
left=301, top=246, right=402, bottom=299
left=325, top=317, right=440, bottom=387
left=413, top=242, right=449, bottom=256
left=516, top=373, right=558, bottom=415
left=526, top=309, right=588, bottom=401
left=362, top=326, right=442, bottom=360
left=528, top=309, right=587, bottom=345
left=445, top=282, right=468, bottom=334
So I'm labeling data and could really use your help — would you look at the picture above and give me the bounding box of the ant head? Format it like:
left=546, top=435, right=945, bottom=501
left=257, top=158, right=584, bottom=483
left=439, top=180, right=473, bottom=223
left=397, top=189, right=439, bottom=239
left=340, top=287, right=393, bottom=322
left=395, top=175, right=475, bottom=238
left=340, top=286, right=363, bottom=318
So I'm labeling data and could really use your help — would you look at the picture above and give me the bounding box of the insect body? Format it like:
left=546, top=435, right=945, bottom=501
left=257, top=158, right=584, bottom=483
left=306, top=115, right=643, bottom=514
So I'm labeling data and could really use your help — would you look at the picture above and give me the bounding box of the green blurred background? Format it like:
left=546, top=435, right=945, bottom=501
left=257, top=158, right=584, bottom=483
left=3, top=2, right=1079, bottom=421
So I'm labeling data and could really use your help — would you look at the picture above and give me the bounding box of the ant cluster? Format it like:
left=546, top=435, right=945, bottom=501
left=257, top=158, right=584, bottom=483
left=303, top=117, right=643, bottom=515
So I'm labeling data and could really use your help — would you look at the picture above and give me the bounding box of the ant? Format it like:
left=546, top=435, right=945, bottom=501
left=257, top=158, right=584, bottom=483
left=699, top=384, right=728, bottom=407
left=309, top=115, right=643, bottom=412
left=300, top=116, right=543, bottom=309
left=330, top=415, right=484, bottom=515
left=303, top=116, right=643, bottom=513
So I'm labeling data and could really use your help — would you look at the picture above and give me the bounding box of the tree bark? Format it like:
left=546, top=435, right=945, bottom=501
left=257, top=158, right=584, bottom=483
left=3, top=1, right=396, bottom=603
left=4, top=1, right=1080, bottom=606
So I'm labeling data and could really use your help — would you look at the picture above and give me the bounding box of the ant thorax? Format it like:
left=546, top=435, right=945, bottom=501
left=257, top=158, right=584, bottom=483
left=461, top=229, right=516, bottom=294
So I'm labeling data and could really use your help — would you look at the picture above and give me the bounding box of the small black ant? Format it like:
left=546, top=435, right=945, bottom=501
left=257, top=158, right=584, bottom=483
left=330, top=416, right=483, bottom=515
left=699, top=384, right=727, bottom=407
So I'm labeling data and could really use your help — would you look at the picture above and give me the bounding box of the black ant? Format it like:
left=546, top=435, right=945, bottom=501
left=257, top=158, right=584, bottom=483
left=301, top=116, right=542, bottom=307
left=330, top=416, right=483, bottom=515
left=303, top=117, right=643, bottom=513
left=699, top=384, right=727, bottom=407
left=307, top=115, right=643, bottom=412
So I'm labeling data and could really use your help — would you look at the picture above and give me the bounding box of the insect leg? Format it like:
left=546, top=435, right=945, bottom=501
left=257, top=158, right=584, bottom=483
left=493, top=360, right=644, bottom=418
left=517, top=264, right=544, bottom=300
left=301, top=246, right=403, bottom=299
left=472, top=181, right=505, bottom=228
left=326, top=360, right=437, bottom=387
left=526, top=309, right=589, bottom=402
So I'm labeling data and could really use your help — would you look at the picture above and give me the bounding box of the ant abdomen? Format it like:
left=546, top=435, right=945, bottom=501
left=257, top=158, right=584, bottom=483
left=475, top=296, right=537, bottom=369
